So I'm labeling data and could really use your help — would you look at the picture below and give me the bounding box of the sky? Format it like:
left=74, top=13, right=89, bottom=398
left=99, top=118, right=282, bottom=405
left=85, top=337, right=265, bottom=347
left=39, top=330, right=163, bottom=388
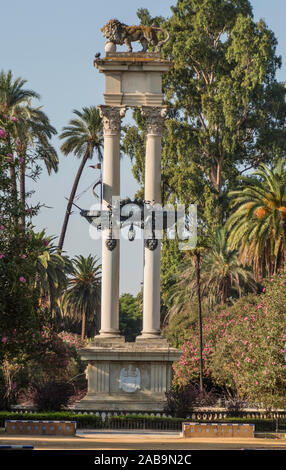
left=1, top=0, right=286, bottom=295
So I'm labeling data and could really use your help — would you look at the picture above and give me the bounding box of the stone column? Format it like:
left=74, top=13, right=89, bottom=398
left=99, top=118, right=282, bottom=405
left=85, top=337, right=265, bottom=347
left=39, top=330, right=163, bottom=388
left=139, top=106, right=167, bottom=340
left=98, top=105, right=126, bottom=338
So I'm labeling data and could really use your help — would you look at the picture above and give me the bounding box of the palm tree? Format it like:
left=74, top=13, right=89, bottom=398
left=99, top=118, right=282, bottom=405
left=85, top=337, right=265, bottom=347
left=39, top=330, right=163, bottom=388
left=63, top=255, right=101, bottom=340
left=0, top=70, right=40, bottom=110
left=0, top=70, right=58, bottom=227
left=198, top=228, right=257, bottom=305
left=188, top=246, right=205, bottom=392
left=58, top=107, right=103, bottom=252
left=13, top=105, right=58, bottom=227
left=167, top=236, right=210, bottom=392
left=227, top=159, right=286, bottom=279
left=167, top=228, right=256, bottom=317
left=0, top=70, right=40, bottom=218
left=35, top=232, right=72, bottom=313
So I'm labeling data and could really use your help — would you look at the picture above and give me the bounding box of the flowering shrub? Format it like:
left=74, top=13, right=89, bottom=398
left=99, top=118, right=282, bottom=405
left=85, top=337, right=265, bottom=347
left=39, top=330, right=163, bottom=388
left=0, top=113, right=72, bottom=406
left=173, top=273, right=286, bottom=408
left=58, top=331, right=88, bottom=350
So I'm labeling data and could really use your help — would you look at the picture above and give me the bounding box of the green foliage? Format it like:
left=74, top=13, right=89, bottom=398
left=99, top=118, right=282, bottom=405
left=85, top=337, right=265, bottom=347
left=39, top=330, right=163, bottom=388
left=161, top=237, right=184, bottom=316
left=173, top=272, right=286, bottom=408
left=227, top=159, right=286, bottom=279
left=119, top=293, right=142, bottom=342
left=163, top=0, right=286, bottom=218
left=0, top=103, right=78, bottom=409
left=162, top=300, right=208, bottom=348
left=126, top=2, right=286, bottom=229
left=125, top=2, right=286, bottom=317
left=163, top=227, right=257, bottom=335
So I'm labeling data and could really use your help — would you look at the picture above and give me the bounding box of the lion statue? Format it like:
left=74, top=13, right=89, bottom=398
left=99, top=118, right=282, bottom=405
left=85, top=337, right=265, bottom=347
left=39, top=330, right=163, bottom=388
left=101, top=19, right=170, bottom=53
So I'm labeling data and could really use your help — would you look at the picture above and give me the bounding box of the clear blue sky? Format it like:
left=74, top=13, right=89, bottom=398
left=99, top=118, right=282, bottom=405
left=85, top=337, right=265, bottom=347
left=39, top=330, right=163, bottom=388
left=1, top=0, right=286, bottom=295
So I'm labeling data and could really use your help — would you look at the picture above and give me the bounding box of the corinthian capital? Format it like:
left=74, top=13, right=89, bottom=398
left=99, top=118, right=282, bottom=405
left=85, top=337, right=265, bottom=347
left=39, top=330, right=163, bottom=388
left=98, top=105, right=127, bottom=136
left=140, top=106, right=168, bottom=136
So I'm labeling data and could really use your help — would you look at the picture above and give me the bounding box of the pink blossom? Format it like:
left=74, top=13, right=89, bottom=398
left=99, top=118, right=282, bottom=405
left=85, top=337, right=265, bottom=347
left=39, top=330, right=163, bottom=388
left=20, top=254, right=27, bottom=259
left=19, top=276, right=26, bottom=283
left=0, top=128, right=7, bottom=139
left=1, top=337, right=7, bottom=344
left=11, top=116, right=19, bottom=123
left=0, top=254, right=4, bottom=259
left=19, top=157, right=24, bottom=164
left=0, top=225, right=4, bottom=230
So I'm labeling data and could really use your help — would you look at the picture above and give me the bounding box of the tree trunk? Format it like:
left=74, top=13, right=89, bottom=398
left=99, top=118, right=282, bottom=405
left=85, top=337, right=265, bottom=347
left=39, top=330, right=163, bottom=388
left=195, top=252, right=204, bottom=392
left=58, top=150, right=90, bottom=253
left=81, top=310, right=86, bottom=341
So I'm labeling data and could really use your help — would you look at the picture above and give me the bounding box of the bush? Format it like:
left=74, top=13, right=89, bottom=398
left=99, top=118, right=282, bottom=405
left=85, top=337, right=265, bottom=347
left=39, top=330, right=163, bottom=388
left=31, top=380, right=75, bottom=411
left=164, top=383, right=218, bottom=418
left=225, top=399, right=247, bottom=417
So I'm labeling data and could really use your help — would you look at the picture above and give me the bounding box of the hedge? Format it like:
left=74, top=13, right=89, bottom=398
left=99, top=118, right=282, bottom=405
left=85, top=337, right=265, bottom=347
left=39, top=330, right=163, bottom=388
left=0, top=412, right=285, bottom=432
left=0, top=412, right=103, bottom=429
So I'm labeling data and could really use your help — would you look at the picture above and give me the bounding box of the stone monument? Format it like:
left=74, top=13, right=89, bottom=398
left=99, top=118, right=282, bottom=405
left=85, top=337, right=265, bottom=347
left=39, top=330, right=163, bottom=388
left=75, top=19, right=181, bottom=412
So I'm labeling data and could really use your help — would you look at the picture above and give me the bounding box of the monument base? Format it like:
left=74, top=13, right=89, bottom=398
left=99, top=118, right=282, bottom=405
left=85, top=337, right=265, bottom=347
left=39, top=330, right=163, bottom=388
left=74, top=339, right=181, bottom=412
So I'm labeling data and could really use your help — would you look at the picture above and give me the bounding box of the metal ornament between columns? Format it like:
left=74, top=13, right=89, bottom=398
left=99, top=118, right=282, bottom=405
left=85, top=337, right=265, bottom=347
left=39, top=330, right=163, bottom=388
left=79, top=198, right=178, bottom=251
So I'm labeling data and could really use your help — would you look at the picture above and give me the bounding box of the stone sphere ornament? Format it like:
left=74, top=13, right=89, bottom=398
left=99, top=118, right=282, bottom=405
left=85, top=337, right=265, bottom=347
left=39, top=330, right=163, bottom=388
left=105, top=41, right=117, bottom=53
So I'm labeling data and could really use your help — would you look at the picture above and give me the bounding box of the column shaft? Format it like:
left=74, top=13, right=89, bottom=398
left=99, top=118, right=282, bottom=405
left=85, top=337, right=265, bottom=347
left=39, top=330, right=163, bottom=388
left=98, top=106, right=126, bottom=338
left=140, top=107, right=167, bottom=339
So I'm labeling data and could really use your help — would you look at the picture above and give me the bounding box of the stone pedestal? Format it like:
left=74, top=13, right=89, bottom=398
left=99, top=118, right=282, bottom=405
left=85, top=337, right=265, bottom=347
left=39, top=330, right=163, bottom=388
left=75, top=341, right=180, bottom=412
left=94, top=52, right=172, bottom=107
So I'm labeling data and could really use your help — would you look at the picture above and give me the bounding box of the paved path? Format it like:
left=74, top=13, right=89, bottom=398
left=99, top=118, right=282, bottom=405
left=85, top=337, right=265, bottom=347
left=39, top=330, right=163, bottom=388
left=0, top=431, right=286, bottom=450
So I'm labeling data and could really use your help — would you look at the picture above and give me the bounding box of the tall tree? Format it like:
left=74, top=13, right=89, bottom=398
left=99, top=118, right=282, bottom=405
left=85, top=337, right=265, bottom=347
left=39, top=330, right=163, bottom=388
left=227, top=159, right=286, bottom=279
left=124, top=2, right=286, bottom=316
left=58, top=107, right=103, bottom=252
left=124, top=2, right=286, bottom=226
